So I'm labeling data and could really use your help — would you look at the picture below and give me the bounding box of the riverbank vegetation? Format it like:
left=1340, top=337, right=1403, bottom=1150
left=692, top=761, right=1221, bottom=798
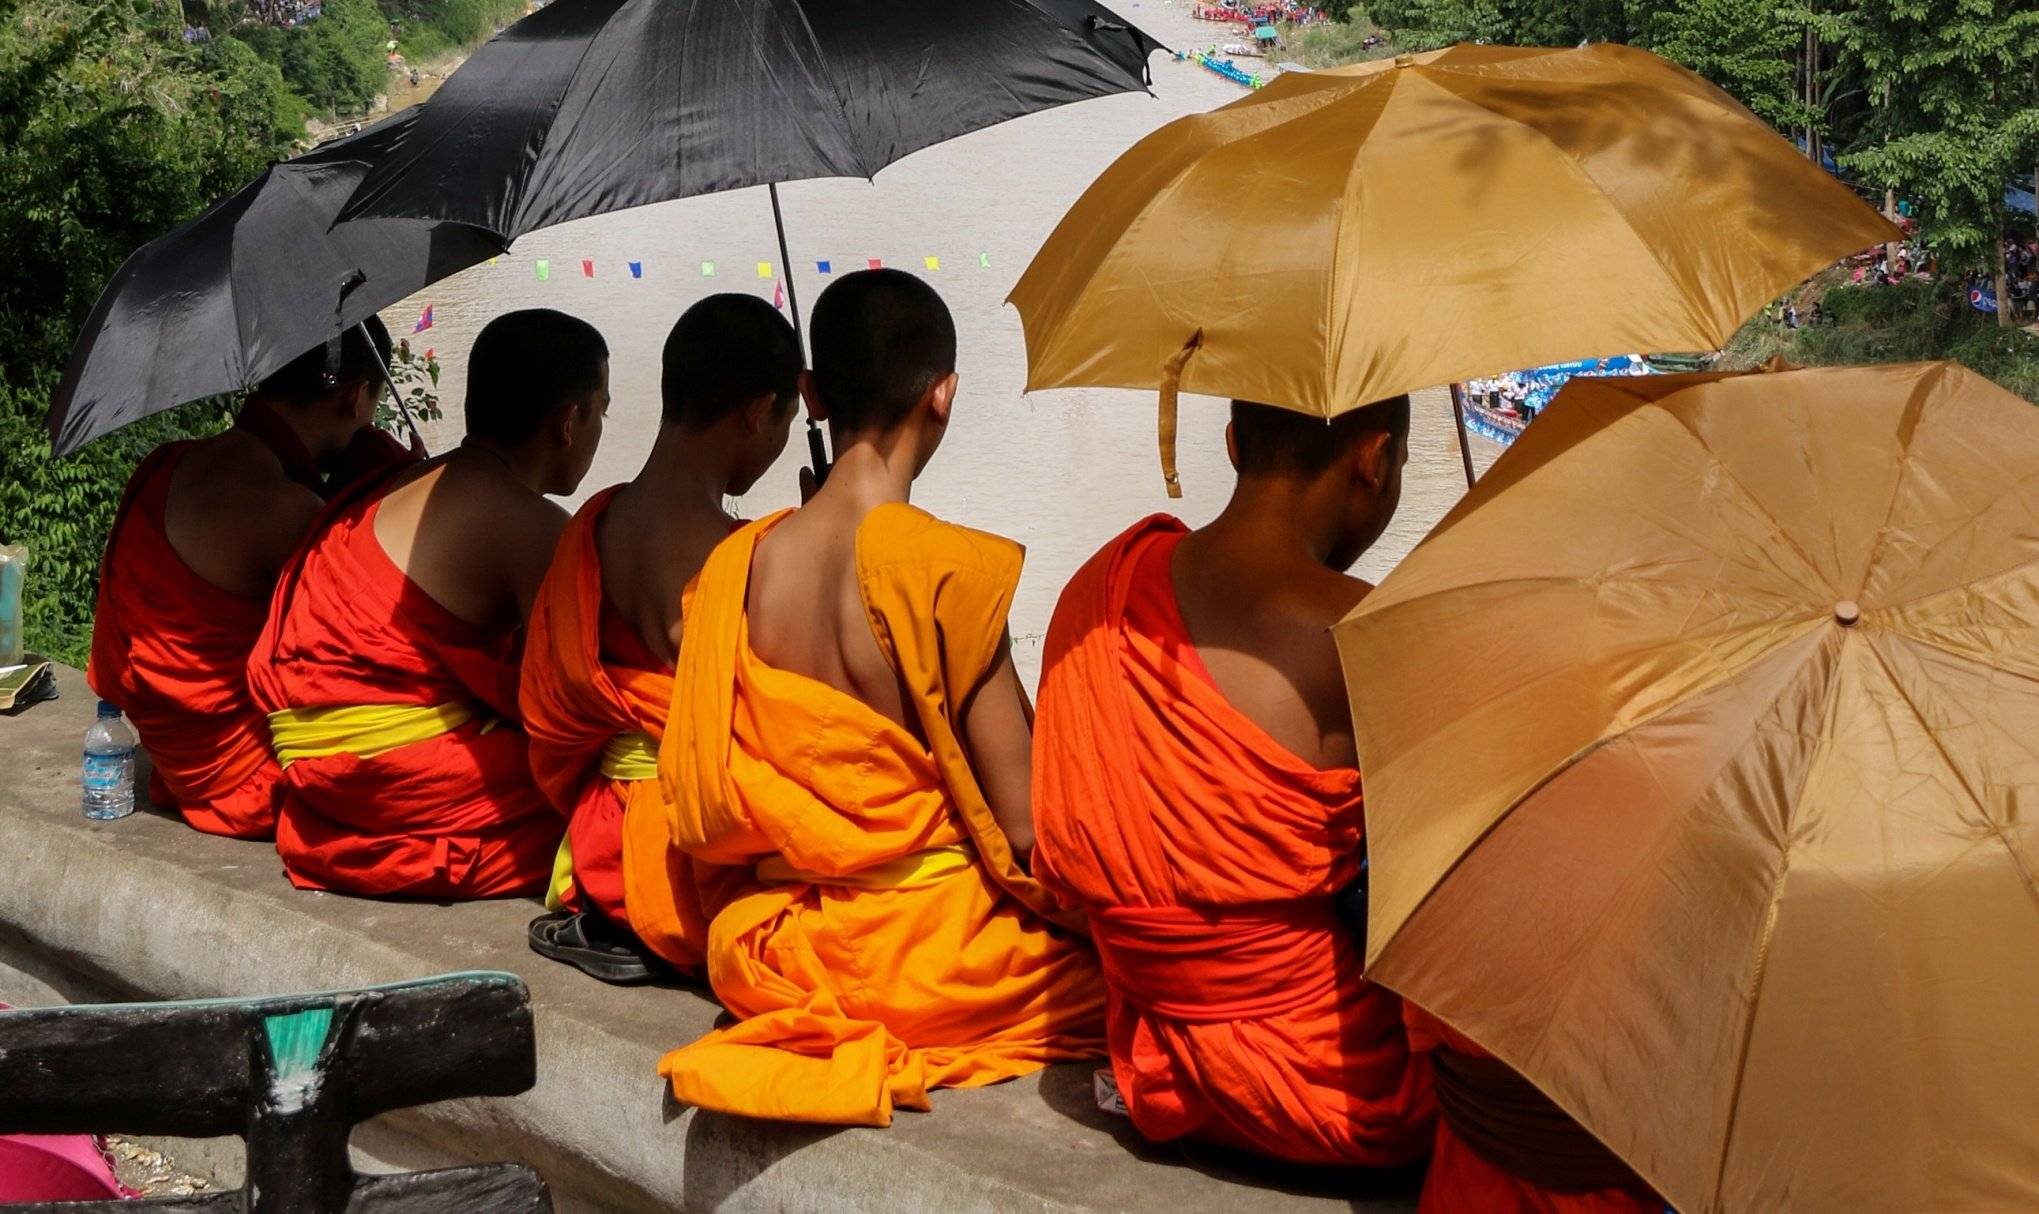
left=219, top=0, right=524, bottom=117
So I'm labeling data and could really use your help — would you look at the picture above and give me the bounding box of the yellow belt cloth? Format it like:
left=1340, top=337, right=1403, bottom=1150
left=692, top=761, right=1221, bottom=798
left=756, top=843, right=976, bottom=892
left=545, top=732, right=660, bottom=911
left=598, top=731, right=659, bottom=781
left=265, top=702, right=496, bottom=769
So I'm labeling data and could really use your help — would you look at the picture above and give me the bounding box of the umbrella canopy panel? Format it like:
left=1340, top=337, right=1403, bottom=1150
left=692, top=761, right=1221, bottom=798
left=1009, top=43, right=1897, bottom=417
left=49, top=110, right=501, bottom=455
left=336, top=0, right=1164, bottom=241
left=1333, top=362, right=2039, bottom=1212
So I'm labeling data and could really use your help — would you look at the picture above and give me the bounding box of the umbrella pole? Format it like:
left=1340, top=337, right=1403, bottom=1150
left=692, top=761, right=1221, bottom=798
left=770, top=183, right=830, bottom=487
left=1448, top=381, right=1476, bottom=489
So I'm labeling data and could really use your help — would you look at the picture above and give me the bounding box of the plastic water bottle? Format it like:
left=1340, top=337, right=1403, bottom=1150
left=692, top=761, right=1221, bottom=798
left=82, top=701, right=137, bottom=821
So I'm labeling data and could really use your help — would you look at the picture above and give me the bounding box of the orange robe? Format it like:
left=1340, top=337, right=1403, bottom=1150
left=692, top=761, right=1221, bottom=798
left=658, top=504, right=1107, bottom=1126
left=520, top=487, right=730, bottom=968
left=1405, top=1007, right=1661, bottom=1214
left=87, top=443, right=285, bottom=839
left=245, top=481, right=557, bottom=898
left=1032, top=516, right=1435, bottom=1167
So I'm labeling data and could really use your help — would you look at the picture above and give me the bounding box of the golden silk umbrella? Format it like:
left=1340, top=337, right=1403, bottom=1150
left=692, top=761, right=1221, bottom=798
left=1007, top=43, right=1897, bottom=495
left=1332, top=362, right=2039, bottom=1213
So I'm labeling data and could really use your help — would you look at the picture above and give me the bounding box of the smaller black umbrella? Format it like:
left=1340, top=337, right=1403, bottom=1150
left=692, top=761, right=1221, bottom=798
left=48, top=109, right=503, bottom=456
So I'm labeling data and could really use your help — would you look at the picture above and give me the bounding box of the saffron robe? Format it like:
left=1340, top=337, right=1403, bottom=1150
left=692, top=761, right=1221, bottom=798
left=1032, top=517, right=1435, bottom=1167
left=658, top=504, right=1107, bottom=1126
left=86, top=407, right=336, bottom=839
left=246, top=483, right=557, bottom=898
left=1405, top=1007, right=1660, bottom=1214
left=520, top=487, right=730, bottom=968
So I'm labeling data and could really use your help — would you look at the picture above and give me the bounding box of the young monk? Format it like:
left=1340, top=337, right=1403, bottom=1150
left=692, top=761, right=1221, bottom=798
left=521, top=294, right=801, bottom=982
left=1031, top=398, right=1436, bottom=1169
left=246, top=309, right=608, bottom=899
left=89, top=321, right=413, bottom=839
left=658, top=269, right=1106, bottom=1126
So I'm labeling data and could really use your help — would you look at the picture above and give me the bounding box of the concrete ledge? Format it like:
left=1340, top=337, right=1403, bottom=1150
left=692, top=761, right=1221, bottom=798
left=0, top=667, right=1416, bottom=1211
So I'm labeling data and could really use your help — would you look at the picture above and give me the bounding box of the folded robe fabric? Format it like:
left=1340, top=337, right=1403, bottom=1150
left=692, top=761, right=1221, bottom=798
left=1404, top=1006, right=1661, bottom=1214
left=1032, top=516, right=1435, bottom=1166
left=246, top=478, right=556, bottom=898
left=520, top=487, right=732, bottom=967
left=659, top=504, right=1106, bottom=1126
left=86, top=407, right=335, bottom=839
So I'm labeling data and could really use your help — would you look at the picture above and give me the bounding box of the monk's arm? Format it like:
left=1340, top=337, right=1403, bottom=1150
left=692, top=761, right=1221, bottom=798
left=959, top=634, right=1036, bottom=860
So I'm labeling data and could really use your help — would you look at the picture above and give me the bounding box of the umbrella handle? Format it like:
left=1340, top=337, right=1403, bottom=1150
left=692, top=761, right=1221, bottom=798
left=1157, top=334, right=1202, bottom=499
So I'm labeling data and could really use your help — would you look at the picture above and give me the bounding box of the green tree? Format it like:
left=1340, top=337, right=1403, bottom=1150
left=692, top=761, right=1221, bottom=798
left=0, top=0, right=297, bottom=665
left=1630, top=0, right=1819, bottom=132
left=1829, top=0, right=2039, bottom=324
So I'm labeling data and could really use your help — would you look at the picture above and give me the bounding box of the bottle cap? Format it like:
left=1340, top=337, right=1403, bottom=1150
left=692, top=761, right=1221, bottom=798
left=96, top=700, right=121, bottom=718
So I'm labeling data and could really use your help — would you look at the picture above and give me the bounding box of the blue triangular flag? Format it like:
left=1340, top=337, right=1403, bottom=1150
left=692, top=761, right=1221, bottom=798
left=817, top=259, right=833, bottom=275
left=628, top=261, right=643, bottom=278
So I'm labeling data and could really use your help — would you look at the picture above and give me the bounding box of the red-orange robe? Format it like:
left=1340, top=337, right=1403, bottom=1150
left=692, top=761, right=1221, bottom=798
left=87, top=443, right=283, bottom=839
left=1032, top=516, right=1435, bottom=1167
left=245, top=480, right=556, bottom=898
left=1405, top=1007, right=1662, bottom=1214
left=658, top=505, right=1106, bottom=1126
left=520, top=487, right=731, bottom=967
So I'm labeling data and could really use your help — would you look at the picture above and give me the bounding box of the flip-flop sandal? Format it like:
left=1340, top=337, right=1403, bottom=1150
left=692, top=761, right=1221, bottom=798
left=527, top=911, right=656, bottom=985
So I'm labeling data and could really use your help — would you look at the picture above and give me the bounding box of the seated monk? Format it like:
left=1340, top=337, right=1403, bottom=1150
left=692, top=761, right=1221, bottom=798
left=1031, top=398, right=1436, bottom=1168
left=246, top=309, right=609, bottom=898
left=522, top=294, right=802, bottom=982
left=89, top=321, right=415, bottom=839
left=659, top=269, right=1106, bottom=1126
left=1405, top=1006, right=1661, bottom=1213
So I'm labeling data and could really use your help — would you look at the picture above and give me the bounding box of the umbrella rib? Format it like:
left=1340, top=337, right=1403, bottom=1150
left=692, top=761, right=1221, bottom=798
left=1850, top=364, right=1944, bottom=599
left=1859, top=635, right=2039, bottom=914
left=1656, top=408, right=1835, bottom=596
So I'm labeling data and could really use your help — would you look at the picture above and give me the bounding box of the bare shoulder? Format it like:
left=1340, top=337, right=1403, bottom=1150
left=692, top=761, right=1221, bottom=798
left=164, top=433, right=323, bottom=593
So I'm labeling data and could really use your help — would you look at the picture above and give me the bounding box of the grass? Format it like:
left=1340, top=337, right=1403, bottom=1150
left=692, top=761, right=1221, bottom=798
left=1285, top=18, right=1399, bottom=69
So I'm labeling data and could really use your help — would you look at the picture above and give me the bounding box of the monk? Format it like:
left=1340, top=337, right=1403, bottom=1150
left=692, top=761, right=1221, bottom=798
left=1402, top=1007, right=1661, bottom=1212
left=246, top=308, right=609, bottom=899
left=659, top=269, right=1105, bottom=1126
left=1031, top=398, right=1436, bottom=1169
left=89, top=321, right=414, bottom=839
left=521, top=294, right=802, bottom=982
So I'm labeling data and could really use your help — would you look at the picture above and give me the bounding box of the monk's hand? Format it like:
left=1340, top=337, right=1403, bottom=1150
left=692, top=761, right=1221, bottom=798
left=797, top=465, right=818, bottom=504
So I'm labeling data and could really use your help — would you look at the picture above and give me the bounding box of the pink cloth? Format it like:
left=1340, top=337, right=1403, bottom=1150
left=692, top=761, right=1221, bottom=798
left=0, top=1003, right=131, bottom=1201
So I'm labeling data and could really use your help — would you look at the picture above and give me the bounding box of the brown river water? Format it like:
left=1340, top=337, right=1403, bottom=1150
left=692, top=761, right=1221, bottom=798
left=376, top=1, right=1503, bottom=688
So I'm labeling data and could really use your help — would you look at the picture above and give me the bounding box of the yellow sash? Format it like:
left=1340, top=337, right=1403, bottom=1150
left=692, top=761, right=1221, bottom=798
left=756, top=843, right=976, bottom=892
left=598, top=731, right=659, bottom=781
left=266, top=702, right=495, bottom=769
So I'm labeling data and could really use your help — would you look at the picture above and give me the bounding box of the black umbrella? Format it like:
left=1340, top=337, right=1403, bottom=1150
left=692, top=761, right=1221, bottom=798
left=48, top=109, right=503, bottom=456
left=336, top=0, right=1165, bottom=473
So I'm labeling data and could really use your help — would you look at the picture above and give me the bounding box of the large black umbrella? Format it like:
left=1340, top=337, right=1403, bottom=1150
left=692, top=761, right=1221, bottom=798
left=335, top=0, right=1164, bottom=472
left=48, top=109, right=503, bottom=456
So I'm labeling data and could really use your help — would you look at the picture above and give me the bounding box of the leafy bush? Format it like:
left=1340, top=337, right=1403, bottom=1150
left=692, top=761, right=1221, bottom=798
left=0, top=1, right=295, bottom=667
left=383, top=0, right=523, bottom=61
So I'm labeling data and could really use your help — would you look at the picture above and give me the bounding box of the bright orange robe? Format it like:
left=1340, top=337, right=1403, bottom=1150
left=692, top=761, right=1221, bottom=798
left=1032, top=516, right=1435, bottom=1166
left=246, top=481, right=557, bottom=898
left=658, top=504, right=1107, bottom=1126
left=520, top=486, right=730, bottom=968
left=87, top=444, right=284, bottom=839
left=1405, top=1007, right=1661, bottom=1214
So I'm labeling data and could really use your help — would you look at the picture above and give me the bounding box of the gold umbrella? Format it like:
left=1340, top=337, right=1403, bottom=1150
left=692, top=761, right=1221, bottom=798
left=1008, top=43, right=1897, bottom=495
left=1332, top=362, right=2039, bottom=1213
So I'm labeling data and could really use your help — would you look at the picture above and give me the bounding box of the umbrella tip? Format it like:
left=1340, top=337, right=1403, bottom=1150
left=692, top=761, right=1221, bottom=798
left=1834, top=600, right=1861, bottom=626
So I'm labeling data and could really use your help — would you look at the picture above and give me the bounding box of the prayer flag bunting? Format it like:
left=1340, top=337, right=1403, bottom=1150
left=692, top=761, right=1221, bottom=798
left=702, top=261, right=716, bottom=277
left=924, top=256, right=941, bottom=271
left=628, top=261, right=643, bottom=278
left=979, top=251, right=991, bottom=268
left=868, top=258, right=884, bottom=270
left=582, top=259, right=595, bottom=278
left=773, top=280, right=786, bottom=310
left=535, top=259, right=550, bottom=281
left=412, top=304, right=433, bottom=334
left=817, top=260, right=833, bottom=275
left=757, top=261, right=773, bottom=279
left=487, top=256, right=499, bottom=267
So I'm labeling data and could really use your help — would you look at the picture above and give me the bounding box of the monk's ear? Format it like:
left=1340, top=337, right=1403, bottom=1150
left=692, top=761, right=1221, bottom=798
left=797, top=370, right=828, bottom=424
left=740, top=391, right=777, bottom=434
left=925, top=372, right=959, bottom=426
left=1353, top=431, right=1392, bottom=492
left=1224, top=421, right=1240, bottom=471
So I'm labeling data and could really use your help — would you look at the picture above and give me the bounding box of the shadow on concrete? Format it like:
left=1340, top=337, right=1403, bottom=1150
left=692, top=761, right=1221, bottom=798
left=1035, top=1063, right=1425, bottom=1209
left=676, top=1092, right=850, bottom=1209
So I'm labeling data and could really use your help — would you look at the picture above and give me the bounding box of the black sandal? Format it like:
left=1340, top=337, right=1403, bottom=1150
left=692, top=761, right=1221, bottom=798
left=527, top=910, right=660, bottom=985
